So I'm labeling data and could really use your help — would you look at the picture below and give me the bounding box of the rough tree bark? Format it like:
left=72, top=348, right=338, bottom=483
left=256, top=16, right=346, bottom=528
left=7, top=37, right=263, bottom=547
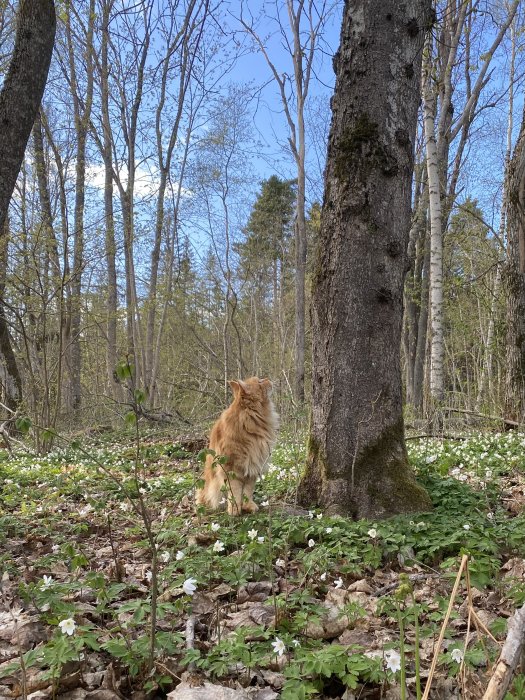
left=505, top=105, right=525, bottom=423
left=0, top=0, right=56, bottom=233
left=0, top=0, right=56, bottom=414
left=298, top=0, right=433, bottom=518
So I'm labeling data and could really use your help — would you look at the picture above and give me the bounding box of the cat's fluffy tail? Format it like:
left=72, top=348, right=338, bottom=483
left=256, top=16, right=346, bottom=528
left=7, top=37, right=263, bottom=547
left=196, top=455, right=224, bottom=510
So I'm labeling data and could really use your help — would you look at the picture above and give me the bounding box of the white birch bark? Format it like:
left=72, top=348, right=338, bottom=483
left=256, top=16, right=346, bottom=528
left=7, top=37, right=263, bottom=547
left=422, top=33, right=444, bottom=402
left=422, top=0, right=518, bottom=407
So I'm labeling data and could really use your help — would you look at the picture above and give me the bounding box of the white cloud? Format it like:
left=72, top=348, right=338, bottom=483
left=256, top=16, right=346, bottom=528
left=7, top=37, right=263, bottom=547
left=86, top=162, right=161, bottom=199
left=85, top=162, right=191, bottom=201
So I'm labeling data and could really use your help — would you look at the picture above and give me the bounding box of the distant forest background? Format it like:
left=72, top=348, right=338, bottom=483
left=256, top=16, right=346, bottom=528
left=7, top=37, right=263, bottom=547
left=0, top=0, right=524, bottom=440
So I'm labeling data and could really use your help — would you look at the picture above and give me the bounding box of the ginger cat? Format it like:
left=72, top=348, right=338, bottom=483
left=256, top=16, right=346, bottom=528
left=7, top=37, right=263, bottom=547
left=196, top=377, right=279, bottom=515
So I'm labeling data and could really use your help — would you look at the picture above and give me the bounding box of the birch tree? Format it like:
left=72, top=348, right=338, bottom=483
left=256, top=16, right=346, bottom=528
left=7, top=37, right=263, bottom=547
left=423, top=0, right=519, bottom=407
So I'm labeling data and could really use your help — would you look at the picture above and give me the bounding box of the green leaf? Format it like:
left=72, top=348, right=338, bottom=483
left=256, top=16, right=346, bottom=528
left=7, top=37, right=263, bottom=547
left=125, top=411, right=137, bottom=427
left=41, top=427, right=57, bottom=442
left=134, top=389, right=146, bottom=405
left=115, top=360, right=133, bottom=381
left=15, top=416, right=31, bottom=434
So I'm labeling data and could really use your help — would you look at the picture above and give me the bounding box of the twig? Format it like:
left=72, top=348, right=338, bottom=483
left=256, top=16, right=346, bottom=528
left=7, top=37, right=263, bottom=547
left=444, top=407, right=521, bottom=428
left=422, top=554, right=469, bottom=700
left=154, top=660, right=181, bottom=682
left=405, top=433, right=467, bottom=441
left=374, top=573, right=440, bottom=598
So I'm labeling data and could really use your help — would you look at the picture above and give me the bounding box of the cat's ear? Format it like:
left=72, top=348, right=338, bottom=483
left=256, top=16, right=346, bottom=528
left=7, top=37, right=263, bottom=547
left=228, top=380, right=246, bottom=396
left=260, top=378, right=273, bottom=393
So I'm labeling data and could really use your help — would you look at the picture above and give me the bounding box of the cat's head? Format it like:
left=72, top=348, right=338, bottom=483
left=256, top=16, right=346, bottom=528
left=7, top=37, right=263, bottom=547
left=228, top=377, right=273, bottom=405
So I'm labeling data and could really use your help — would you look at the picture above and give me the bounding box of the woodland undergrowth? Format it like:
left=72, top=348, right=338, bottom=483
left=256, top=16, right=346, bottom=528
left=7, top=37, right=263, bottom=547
left=1, top=426, right=525, bottom=699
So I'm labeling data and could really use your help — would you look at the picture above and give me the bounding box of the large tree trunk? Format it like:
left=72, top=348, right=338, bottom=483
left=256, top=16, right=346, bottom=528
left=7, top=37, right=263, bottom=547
left=0, top=0, right=55, bottom=415
left=0, top=0, right=56, bottom=233
left=504, top=107, right=525, bottom=423
left=298, top=0, right=432, bottom=518
left=0, top=222, right=22, bottom=414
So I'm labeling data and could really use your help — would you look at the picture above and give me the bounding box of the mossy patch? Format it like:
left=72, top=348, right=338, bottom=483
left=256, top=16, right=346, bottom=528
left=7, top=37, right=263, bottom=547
left=297, top=432, right=328, bottom=507
left=334, top=113, right=399, bottom=183
left=301, top=418, right=432, bottom=519
left=357, top=418, right=432, bottom=517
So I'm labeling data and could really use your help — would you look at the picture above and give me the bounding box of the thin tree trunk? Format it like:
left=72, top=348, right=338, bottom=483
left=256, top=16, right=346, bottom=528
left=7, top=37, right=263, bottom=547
left=32, top=109, right=62, bottom=438
left=110, top=3, right=152, bottom=387
left=65, top=0, right=95, bottom=411
left=476, top=17, right=516, bottom=412
left=239, top=0, right=327, bottom=403
left=414, top=235, right=430, bottom=412
left=422, top=34, right=445, bottom=404
left=405, top=165, right=428, bottom=407
left=41, top=111, right=68, bottom=425
left=100, top=0, right=120, bottom=401
left=145, top=0, right=206, bottom=400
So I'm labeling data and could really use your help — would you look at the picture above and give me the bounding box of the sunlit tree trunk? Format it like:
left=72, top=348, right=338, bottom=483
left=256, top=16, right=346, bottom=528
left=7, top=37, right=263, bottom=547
left=422, top=33, right=445, bottom=404
left=0, top=0, right=55, bottom=415
left=99, top=0, right=120, bottom=401
left=476, top=17, right=516, bottom=412
left=505, top=104, right=525, bottom=423
left=64, top=0, right=95, bottom=411
left=298, top=0, right=433, bottom=518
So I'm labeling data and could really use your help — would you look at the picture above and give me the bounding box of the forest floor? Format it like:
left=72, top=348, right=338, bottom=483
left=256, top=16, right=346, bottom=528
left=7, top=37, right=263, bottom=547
left=1, top=427, right=525, bottom=700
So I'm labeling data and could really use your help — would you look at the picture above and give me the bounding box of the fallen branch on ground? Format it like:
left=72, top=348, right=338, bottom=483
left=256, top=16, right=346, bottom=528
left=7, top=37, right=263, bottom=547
left=482, top=602, right=525, bottom=699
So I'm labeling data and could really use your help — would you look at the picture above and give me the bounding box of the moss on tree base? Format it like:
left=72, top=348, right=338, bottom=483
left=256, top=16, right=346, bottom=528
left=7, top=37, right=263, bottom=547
left=299, top=420, right=432, bottom=520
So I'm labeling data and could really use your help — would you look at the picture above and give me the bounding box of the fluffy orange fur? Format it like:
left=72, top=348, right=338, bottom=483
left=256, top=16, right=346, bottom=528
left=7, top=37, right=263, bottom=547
left=196, top=377, right=279, bottom=515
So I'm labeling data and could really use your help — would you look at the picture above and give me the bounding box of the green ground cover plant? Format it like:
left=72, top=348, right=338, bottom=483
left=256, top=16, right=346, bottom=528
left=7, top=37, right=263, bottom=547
left=0, top=428, right=525, bottom=698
